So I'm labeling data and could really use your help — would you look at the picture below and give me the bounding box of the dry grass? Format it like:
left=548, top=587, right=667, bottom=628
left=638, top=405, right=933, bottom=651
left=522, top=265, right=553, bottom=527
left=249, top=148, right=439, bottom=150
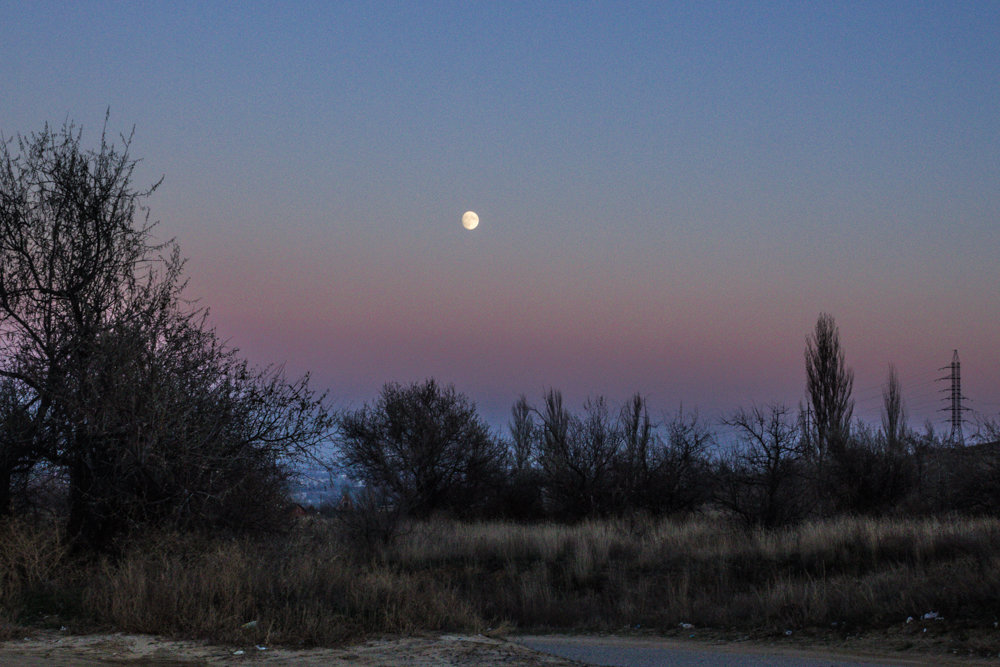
left=2, top=514, right=1000, bottom=654
left=384, top=515, right=1000, bottom=640
left=82, top=529, right=483, bottom=645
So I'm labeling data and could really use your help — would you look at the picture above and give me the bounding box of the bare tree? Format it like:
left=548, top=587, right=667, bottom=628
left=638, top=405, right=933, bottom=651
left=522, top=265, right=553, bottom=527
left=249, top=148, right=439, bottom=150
left=536, top=391, right=620, bottom=518
left=535, top=389, right=574, bottom=516
left=616, top=393, right=653, bottom=511
left=62, top=313, right=331, bottom=542
left=1, top=120, right=163, bottom=529
left=338, top=379, right=505, bottom=518
left=718, top=404, right=805, bottom=527
left=805, top=313, right=854, bottom=463
left=848, top=363, right=913, bottom=512
left=972, top=415, right=1000, bottom=445
left=653, top=407, right=713, bottom=515
left=509, top=394, right=537, bottom=473
left=0, top=377, right=33, bottom=516
left=0, top=119, right=333, bottom=547
left=804, top=313, right=854, bottom=512
left=501, top=394, right=544, bottom=519
left=881, top=364, right=907, bottom=455
left=575, top=396, right=620, bottom=514
left=834, top=421, right=914, bottom=515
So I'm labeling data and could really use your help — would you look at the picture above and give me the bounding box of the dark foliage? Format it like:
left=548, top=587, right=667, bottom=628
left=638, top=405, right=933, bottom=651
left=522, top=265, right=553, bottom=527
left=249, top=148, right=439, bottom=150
left=717, top=404, right=807, bottom=527
left=804, top=313, right=854, bottom=512
left=651, top=407, right=714, bottom=515
left=536, top=392, right=619, bottom=518
left=506, top=391, right=714, bottom=520
left=338, top=379, right=506, bottom=518
left=0, top=119, right=332, bottom=549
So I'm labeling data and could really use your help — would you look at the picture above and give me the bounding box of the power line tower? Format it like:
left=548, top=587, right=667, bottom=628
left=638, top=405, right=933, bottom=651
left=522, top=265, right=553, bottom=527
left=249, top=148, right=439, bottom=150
left=938, top=349, right=968, bottom=445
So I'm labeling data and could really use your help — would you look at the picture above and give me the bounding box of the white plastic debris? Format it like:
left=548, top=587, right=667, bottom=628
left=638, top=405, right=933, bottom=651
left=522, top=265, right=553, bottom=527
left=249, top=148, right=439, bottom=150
left=784, top=630, right=793, bottom=636
left=241, top=620, right=258, bottom=629
left=922, top=611, right=938, bottom=620
left=906, top=616, right=914, bottom=624
left=233, top=649, right=245, bottom=655
left=680, top=623, right=694, bottom=629
left=255, top=645, right=267, bottom=651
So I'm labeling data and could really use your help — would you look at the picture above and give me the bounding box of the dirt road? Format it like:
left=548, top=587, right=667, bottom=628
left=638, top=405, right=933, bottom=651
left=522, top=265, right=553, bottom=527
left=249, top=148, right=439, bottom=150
left=0, top=631, right=581, bottom=666
left=515, top=635, right=996, bottom=667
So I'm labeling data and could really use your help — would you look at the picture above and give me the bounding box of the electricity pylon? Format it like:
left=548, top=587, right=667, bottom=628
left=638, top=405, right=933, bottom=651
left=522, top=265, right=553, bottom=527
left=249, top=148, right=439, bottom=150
left=938, top=349, right=968, bottom=445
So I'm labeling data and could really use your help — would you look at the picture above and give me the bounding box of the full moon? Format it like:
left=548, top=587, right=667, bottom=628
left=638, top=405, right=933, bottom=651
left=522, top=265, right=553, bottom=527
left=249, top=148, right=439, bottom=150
left=461, top=211, right=479, bottom=230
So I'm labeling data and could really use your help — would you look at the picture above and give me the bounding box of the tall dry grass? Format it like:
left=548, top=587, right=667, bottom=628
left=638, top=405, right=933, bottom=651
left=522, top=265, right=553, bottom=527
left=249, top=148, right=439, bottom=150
left=0, top=520, right=482, bottom=645
left=2, top=514, right=1000, bottom=647
left=0, top=517, right=79, bottom=634
left=84, top=529, right=482, bottom=645
left=385, top=515, right=1000, bottom=631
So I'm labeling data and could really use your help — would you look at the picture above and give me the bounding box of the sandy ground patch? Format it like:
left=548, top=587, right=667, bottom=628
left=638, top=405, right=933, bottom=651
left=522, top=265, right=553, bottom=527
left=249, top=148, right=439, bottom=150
left=4, top=628, right=997, bottom=666
left=0, top=631, right=583, bottom=666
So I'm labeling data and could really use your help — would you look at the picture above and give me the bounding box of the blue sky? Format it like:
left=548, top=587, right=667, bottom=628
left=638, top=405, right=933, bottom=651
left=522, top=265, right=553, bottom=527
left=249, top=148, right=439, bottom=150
left=3, top=1, right=999, bottom=433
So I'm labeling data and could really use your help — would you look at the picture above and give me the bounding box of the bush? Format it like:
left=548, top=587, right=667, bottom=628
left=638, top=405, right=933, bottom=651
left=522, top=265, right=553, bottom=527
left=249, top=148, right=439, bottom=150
left=338, top=379, right=506, bottom=518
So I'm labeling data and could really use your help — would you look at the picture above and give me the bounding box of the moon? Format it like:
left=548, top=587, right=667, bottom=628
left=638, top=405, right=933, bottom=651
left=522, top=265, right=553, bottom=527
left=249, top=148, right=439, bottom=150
left=461, top=210, right=479, bottom=230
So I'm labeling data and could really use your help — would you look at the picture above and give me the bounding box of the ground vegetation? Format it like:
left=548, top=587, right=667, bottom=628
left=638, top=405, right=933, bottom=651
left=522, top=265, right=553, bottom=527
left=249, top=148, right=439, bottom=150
left=2, top=515, right=1000, bottom=660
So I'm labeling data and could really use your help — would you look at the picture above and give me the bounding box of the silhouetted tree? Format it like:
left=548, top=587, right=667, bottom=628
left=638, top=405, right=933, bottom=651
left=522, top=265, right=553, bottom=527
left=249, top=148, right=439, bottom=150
left=509, top=394, right=537, bottom=473
left=811, top=365, right=916, bottom=516
left=72, top=315, right=332, bottom=539
left=651, top=408, right=713, bottom=515
left=535, top=390, right=574, bottom=516
left=536, top=391, right=620, bottom=519
left=615, top=393, right=653, bottom=512
left=972, top=415, right=1000, bottom=445
left=0, top=119, right=332, bottom=548
left=501, top=394, right=544, bottom=519
left=0, top=377, right=33, bottom=516
left=832, top=423, right=913, bottom=515
left=717, top=405, right=806, bottom=527
left=338, top=379, right=505, bottom=518
left=881, top=364, right=907, bottom=455
left=575, top=396, right=620, bottom=514
left=865, top=364, right=913, bottom=511
left=804, top=313, right=854, bottom=511
left=909, top=420, right=942, bottom=510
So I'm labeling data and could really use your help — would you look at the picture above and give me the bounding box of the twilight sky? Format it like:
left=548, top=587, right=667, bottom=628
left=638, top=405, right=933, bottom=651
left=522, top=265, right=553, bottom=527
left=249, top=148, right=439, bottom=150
left=3, top=1, right=999, bottom=435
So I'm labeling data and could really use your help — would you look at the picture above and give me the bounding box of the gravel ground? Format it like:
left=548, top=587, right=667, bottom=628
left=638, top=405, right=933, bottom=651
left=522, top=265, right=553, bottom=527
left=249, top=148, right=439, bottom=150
left=0, top=631, right=583, bottom=666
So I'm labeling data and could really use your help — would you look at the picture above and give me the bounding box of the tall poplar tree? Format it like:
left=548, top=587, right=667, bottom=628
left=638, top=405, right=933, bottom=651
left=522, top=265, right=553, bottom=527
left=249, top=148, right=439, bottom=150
left=805, top=313, right=854, bottom=466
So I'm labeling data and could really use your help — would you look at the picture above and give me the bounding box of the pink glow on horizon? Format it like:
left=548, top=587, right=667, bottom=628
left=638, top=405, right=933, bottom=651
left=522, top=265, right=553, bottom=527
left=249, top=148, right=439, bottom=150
left=187, top=230, right=1000, bottom=432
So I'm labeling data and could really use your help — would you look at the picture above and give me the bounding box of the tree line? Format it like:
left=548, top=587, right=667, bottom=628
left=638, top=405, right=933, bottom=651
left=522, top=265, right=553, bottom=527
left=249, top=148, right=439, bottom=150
left=338, top=316, right=1000, bottom=526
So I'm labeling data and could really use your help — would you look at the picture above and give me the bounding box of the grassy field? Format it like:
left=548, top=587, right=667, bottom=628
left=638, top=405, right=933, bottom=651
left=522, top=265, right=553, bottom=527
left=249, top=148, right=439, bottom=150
left=2, top=514, right=1000, bottom=656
